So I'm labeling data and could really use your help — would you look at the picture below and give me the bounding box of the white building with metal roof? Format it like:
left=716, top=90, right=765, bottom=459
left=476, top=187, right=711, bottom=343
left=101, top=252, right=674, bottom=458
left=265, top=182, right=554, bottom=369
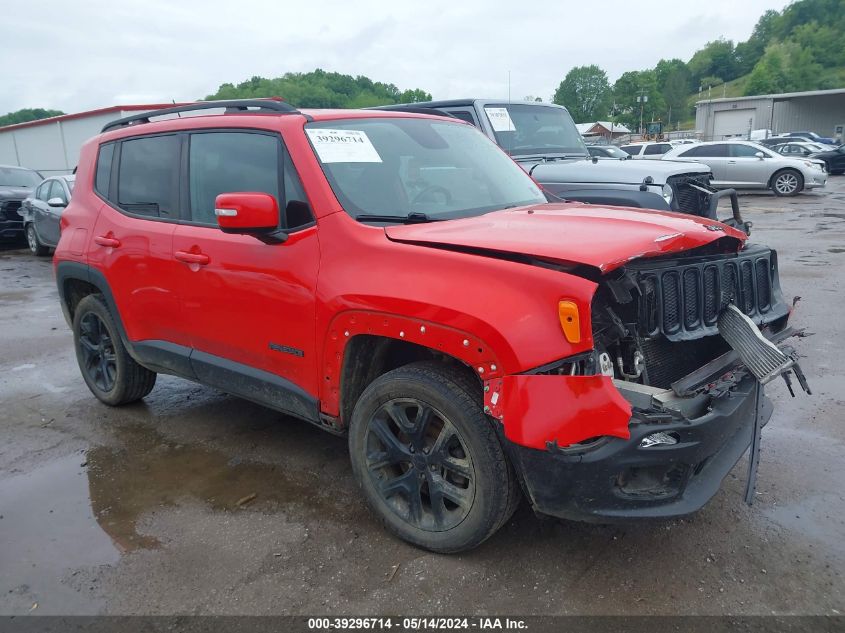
left=0, top=104, right=186, bottom=176
left=694, top=88, right=845, bottom=142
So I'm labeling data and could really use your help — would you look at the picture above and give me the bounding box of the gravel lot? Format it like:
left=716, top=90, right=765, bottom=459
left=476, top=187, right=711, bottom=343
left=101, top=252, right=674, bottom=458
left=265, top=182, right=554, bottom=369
left=1, top=177, right=844, bottom=617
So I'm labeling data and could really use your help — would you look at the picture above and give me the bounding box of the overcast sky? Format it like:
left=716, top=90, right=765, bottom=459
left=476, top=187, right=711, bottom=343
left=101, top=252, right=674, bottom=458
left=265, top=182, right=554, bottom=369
left=3, top=0, right=792, bottom=115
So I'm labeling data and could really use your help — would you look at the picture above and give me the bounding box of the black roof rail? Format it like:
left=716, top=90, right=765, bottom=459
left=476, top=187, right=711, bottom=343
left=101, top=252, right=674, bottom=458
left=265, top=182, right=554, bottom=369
left=101, top=99, right=303, bottom=133
left=368, top=105, right=456, bottom=118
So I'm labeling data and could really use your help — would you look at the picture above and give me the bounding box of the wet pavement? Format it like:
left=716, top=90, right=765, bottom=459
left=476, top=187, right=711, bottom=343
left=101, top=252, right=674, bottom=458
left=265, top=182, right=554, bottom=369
left=1, top=178, right=844, bottom=616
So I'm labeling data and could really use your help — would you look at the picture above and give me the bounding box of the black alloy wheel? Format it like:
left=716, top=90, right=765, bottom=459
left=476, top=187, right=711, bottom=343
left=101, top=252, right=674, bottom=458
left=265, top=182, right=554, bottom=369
left=365, top=398, right=475, bottom=531
left=78, top=311, right=117, bottom=392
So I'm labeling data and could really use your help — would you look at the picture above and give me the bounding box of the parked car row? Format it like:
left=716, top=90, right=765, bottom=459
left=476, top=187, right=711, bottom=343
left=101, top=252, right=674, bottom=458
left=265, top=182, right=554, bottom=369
left=662, top=140, right=828, bottom=196
left=0, top=165, right=74, bottom=255
left=0, top=165, right=43, bottom=243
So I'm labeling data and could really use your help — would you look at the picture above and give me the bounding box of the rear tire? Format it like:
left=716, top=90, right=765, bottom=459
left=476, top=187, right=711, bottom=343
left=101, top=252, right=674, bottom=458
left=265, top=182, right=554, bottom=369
left=348, top=361, right=520, bottom=553
left=771, top=169, right=803, bottom=196
left=73, top=295, right=156, bottom=405
left=26, top=224, right=49, bottom=256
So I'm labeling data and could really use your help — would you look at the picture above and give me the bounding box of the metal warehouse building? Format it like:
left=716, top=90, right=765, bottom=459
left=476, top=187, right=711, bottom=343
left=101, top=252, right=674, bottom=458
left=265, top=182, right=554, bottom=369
left=0, top=104, right=184, bottom=177
left=695, top=88, right=845, bottom=141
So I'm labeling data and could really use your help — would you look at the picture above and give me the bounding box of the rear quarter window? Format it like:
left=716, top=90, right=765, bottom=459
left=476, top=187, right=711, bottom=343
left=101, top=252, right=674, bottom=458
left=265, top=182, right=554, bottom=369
left=95, top=143, right=115, bottom=197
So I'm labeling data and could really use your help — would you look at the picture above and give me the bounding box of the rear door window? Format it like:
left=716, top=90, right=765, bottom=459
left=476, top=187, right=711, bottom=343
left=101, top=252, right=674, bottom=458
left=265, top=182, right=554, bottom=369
left=681, top=144, right=729, bottom=158
left=644, top=143, right=671, bottom=155
left=620, top=145, right=640, bottom=156
left=730, top=144, right=763, bottom=157
left=117, top=135, right=180, bottom=218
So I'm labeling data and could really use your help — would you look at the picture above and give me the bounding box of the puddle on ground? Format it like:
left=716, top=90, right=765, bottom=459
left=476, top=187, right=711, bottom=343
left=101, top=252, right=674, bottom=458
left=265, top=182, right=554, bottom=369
left=0, top=423, right=350, bottom=611
left=0, top=454, right=119, bottom=613
left=86, top=424, right=345, bottom=552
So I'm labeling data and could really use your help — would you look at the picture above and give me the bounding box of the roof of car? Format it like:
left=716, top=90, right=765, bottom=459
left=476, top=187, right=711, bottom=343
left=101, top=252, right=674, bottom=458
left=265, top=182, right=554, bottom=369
left=98, top=105, right=461, bottom=142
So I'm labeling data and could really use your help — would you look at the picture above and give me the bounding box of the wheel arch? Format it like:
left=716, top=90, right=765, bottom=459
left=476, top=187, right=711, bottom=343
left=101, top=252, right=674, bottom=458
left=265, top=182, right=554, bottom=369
left=768, top=166, right=804, bottom=191
left=56, top=261, right=132, bottom=353
left=323, top=311, right=503, bottom=428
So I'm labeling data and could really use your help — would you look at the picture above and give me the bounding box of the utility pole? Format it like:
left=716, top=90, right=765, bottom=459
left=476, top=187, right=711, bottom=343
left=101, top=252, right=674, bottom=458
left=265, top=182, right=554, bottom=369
left=636, top=90, right=648, bottom=136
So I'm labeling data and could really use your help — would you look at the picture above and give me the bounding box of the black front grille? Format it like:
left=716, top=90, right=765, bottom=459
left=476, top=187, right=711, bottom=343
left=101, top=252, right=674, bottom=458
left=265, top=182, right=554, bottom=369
left=667, top=174, right=711, bottom=217
left=641, top=335, right=731, bottom=389
left=1, top=201, right=22, bottom=221
left=634, top=247, right=787, bottom=341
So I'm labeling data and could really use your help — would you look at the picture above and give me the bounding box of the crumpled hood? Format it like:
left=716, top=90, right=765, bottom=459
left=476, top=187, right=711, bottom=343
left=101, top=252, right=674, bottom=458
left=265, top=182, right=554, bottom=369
left=526, top=157, right=711, bottom=185
left=385, top=203, right=747, bottom=273
left=0, top=186, right=33, bottom=200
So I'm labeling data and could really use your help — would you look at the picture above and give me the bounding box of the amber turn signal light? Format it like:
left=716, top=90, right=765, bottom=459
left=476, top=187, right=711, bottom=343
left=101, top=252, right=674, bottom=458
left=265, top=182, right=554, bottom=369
left=558, top=301, right=581, bottom=343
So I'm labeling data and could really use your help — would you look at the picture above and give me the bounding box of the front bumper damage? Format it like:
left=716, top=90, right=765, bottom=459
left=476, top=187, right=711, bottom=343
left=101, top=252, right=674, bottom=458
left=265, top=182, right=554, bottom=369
left=484, top=319, right=809, bottom=523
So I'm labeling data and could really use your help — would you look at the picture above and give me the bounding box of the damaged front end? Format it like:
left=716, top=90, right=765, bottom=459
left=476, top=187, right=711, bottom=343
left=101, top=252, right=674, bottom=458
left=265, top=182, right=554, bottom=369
left=485, top=241, right=810, bottom=522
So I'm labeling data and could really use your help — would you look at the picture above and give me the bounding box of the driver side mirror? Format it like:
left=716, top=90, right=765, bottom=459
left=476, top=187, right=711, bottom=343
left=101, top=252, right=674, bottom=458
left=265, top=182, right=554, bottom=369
left=214, top=192, right=288, bottom=243
left=47, top=197, right=66, bottom=207
left=755, top=152, right=765, bottom=159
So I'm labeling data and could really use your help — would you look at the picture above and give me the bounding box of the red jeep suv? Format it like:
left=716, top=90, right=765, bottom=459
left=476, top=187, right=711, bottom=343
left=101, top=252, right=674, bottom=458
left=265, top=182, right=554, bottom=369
left=54, top=99, right=807, bottom=552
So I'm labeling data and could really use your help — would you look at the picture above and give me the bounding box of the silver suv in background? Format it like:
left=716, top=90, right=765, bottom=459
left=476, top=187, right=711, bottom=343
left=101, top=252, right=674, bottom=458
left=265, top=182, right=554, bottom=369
left=663, top=141, right=828, bottom=196
left=376, top=100, right=745, bottom=226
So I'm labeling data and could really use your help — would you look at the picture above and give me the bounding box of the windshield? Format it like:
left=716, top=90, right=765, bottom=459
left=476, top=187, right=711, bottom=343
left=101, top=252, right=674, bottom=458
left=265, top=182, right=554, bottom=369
left=306, top=118, right=546, bottom=221
left=483, top=104, right=588, bottom=157
left=0, top=167, right=41, bottom=187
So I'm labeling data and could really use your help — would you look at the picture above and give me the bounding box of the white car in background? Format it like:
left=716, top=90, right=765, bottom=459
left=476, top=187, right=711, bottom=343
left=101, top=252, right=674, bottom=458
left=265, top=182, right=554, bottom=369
left=619, top=141, right=674, bottom=159
left=773, top=141, right=831, bottom=157
left=661, top=140, right=827, bottom=196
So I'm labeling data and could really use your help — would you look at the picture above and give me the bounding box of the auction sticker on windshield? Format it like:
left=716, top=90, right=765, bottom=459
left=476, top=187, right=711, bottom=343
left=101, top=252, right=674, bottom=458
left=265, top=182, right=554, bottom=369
left=305, top=129, right=382, bottom=163
left=484, top=107, right=516, bottom=132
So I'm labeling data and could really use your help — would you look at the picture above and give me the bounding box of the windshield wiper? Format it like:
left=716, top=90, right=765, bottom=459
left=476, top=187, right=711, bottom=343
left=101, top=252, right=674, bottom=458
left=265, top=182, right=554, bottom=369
left=355, top=212, right=439, bottom=224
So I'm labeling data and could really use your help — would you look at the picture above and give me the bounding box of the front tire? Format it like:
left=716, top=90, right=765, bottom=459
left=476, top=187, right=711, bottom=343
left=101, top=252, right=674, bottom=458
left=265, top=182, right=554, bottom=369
left=771, top=169, right=803, bottom=196
left=73, top=295, right=156, bottom=405
left=349, top=361, right=520, bottom=553
left=26, top=224, right=49, bottom=256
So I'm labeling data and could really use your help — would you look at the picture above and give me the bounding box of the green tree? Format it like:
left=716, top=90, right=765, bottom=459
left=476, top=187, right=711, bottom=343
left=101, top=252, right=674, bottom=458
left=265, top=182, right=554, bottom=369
left=0, top=108, right=64, bottom=127
left=689, top=39, right=738, bottom=86
left=662, top=68, right=691, bottom=126
left=735, top=9, right=783, bottom=75
left=744, top=40, right=827, bottom=95
left=612, top=70, right=664, bottom=132
left=654, top=58, right=688, bottom=91
left=205, top=69, right=431, bottom=108
left=552, top=65, right=612, bottom=123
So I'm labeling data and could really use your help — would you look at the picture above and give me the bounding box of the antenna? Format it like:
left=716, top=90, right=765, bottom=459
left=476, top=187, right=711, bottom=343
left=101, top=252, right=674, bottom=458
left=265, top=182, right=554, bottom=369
left=173, top=99, right=181, bottom=118
left=508, top=70, right=511, bottom=104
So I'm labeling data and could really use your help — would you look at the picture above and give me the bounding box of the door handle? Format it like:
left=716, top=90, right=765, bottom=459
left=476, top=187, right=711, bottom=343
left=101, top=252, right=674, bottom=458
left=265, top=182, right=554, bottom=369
left=175, top=250, right=210, bottom=265
left=728, top=160, right=737, bottom=164
left=94, top=235, right=121, bottom=248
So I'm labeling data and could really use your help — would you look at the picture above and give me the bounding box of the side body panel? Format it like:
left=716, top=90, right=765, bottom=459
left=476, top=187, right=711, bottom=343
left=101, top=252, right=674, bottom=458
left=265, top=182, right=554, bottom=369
left=312, top=211, right=599, bottom=417
left=172, top=223, right=321, bottom=397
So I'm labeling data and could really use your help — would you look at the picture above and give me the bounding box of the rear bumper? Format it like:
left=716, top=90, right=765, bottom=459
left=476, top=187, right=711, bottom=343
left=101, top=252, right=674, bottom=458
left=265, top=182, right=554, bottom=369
left=506, top=374, right=770, bottom=522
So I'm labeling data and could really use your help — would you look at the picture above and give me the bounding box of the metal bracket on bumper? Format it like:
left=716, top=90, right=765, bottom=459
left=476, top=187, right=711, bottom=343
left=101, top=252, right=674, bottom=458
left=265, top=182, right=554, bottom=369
left=693, top=184, right=751, bottom=235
